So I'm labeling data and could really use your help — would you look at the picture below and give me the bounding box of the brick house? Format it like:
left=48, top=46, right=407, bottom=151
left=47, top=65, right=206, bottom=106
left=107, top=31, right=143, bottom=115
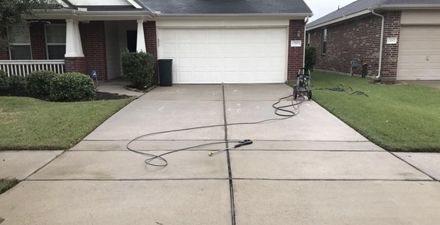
left=306, top=0, right=440, bottom=82
left=0, top=0, right=312, bottom=84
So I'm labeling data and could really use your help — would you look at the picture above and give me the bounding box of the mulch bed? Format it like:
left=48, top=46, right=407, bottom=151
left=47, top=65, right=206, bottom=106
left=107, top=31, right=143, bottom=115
left=95, top=92, right=132, bottom=100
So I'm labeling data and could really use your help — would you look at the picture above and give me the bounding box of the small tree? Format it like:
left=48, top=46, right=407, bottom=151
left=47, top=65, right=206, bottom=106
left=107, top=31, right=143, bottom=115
left=0, top=0, right=58, bottom=47
left=305, top=46, right=317, bottom=71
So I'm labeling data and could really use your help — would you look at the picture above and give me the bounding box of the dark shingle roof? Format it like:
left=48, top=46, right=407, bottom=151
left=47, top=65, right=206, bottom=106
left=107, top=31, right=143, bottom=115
left=138, top=0, right=312, bottom=15
left=307, top=0, right=440, bottom=29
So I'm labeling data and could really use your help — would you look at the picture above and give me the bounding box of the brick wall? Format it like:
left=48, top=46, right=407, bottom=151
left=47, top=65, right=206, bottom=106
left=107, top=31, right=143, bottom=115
left=65, top=57, right=87, bottom=74
left=144, top=21, right=157, bottom=59
left=309, top=15, right=382, bottom=76
left=381, top=11, right=402, bottom=82
left=80, top=21, right=107, bottom=80
left=308, top=11, right=402, bottom=82
left=30, top=22, right=47, bottom=60
left=288, top=20, right=305, bottom=80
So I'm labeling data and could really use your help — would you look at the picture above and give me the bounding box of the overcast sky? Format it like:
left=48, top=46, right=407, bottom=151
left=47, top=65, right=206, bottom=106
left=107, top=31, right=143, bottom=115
left=304, top=0, right=357, bottom=22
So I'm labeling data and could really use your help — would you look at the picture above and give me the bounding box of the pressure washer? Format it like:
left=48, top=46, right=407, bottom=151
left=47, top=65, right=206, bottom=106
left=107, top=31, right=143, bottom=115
left=293, top=68, right=312, bottom=100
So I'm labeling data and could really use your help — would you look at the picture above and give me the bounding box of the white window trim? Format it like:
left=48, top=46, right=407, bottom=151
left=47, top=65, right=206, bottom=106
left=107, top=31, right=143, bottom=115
left=307, top=33, right=311, bottom=45
left=322, top=28, right=328, bottom=55
left=45, top=23, right=67, bottom=60
left=7, top=25, right=32, bottom=60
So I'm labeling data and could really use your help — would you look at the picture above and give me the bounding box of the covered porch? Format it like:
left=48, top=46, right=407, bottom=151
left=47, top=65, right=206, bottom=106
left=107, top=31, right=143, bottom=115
left=0, top=13, right=156, bottom=81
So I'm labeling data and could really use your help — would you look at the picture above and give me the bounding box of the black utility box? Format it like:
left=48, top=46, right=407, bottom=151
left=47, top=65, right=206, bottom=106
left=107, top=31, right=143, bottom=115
left=158, top=59, right=173, bottom=86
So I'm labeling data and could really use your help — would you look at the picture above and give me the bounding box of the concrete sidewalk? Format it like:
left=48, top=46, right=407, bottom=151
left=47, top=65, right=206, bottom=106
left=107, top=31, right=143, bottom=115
left=1, top=84, right=439, bottom=225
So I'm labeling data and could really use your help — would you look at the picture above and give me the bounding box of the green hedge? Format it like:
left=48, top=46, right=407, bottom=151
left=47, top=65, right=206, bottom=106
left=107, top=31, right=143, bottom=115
left=27, top=71, right=57, bottom=99
left=50, top=72, right=96, bottom=101
left=0, top=71, right=9, bottom=93
left=8, top=76, right=27, bottom=96
left=0, top=71, right=27, bottom=96
left=0, top=70, right=96, bottom=101
left=122, top=52, right=156, bottom=89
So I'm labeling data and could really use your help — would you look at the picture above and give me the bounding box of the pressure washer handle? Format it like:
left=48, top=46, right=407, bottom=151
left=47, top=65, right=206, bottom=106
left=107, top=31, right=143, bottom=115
left=234, top=139, right=253, bottom=148
left=208, top=140, right=253, bottom=157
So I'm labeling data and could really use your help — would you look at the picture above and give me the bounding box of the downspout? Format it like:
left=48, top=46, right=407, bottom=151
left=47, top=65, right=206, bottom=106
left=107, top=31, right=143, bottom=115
left=303, top=16, right=309, bottom=69
left=371, top=10, right=384, bottom=80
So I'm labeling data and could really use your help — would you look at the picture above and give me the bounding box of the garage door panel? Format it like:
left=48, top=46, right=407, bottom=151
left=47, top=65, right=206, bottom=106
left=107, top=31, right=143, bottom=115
left=398, top=26, right=440, bottom=80
left=158, top=28, right=287, bottom=84
left=399, top=55, right=438, bottom=65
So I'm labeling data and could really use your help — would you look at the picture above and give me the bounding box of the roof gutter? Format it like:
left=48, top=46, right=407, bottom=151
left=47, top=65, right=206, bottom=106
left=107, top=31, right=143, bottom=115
left=371, top=9, right=384, bottom=80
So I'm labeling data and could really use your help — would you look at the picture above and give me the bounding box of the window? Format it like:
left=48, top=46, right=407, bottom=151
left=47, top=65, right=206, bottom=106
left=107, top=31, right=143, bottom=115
left=8, top=25, right=32, bottom=60
left=322, top=28, right=328, bottom=55
left=45, top=24, right=66, bottom=59
left=307, top=33, right=311, bottom=46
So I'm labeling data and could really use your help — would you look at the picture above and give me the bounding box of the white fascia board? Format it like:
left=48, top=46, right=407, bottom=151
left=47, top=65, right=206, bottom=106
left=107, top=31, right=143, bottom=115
left=126, top=0, right=143, bottom=9
left=31, top=9, right=153, bottom=20
left=156, top=17, right=291, bottom=28
left=306, top=10, right=372, bottom=31
left=155, top=13, right=312, bottom=19
left=380, top=4, right=440, bottom=10
left=55, top=0, right=69, bottom=7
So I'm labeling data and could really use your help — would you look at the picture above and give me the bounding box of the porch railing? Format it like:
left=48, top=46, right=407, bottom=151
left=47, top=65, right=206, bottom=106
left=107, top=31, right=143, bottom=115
left=0, top=60, right=65, bottom=77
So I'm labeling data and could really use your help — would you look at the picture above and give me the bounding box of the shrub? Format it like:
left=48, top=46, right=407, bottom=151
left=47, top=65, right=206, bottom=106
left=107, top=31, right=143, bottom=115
left=8, top=76, right=27, bottom=96
left=0, top=71, right=9, bottom=93
left=50, top=72, right=95, bottom=101
left=0, top=71, right=27, bottom=96
left=122, top=51, right=156, bottom=89
left=27, top=70, right=57, bottom=99
left=305, top=46, right=317, bottom=71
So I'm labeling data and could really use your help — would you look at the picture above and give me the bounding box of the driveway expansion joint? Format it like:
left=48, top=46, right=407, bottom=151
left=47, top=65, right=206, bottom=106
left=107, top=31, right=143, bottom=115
left=222, top=84, right=237, bottom=225
left=22, top=150, right=67, bottom=181
left=389, top=152, right=438, bottom=181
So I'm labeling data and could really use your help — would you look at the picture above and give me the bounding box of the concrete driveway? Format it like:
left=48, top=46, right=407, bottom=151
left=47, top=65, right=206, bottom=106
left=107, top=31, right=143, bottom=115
left=1, top=84, right=439, bottom=225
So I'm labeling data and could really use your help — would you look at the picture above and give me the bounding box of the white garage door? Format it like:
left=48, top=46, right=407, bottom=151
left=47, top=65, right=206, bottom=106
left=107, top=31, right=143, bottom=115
left=157, top=28, right=288, bottom=84
left=397, top=26, right=440, bottom=80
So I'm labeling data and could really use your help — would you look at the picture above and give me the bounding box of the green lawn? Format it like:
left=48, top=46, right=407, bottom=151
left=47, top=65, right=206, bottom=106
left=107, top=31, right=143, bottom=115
left=293, top=71, right=440, bottom=152
left=0, top=97, right=132, bottom=150
left=0, top=179, right=19, bottom=194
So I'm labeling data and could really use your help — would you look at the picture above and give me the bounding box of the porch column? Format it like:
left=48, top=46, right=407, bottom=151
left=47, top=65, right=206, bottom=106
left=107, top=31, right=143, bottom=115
left=64, top=19, right=87, bottom=74
left=136, top=19, right=147, bottom=52
left=65, top=19, right=84, bottom=57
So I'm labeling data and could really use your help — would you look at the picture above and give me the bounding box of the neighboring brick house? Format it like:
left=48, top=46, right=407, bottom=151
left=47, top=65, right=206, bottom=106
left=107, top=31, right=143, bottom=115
left=0, top=0, right=312, bottom=84
left=306, top=0, right=440, bottom=82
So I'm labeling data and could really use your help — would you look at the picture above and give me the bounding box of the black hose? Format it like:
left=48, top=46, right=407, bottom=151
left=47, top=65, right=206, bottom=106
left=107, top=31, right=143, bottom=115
left=315, top=84, right=369, bottom=97
left=126, top=94, right=304, bottom=167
